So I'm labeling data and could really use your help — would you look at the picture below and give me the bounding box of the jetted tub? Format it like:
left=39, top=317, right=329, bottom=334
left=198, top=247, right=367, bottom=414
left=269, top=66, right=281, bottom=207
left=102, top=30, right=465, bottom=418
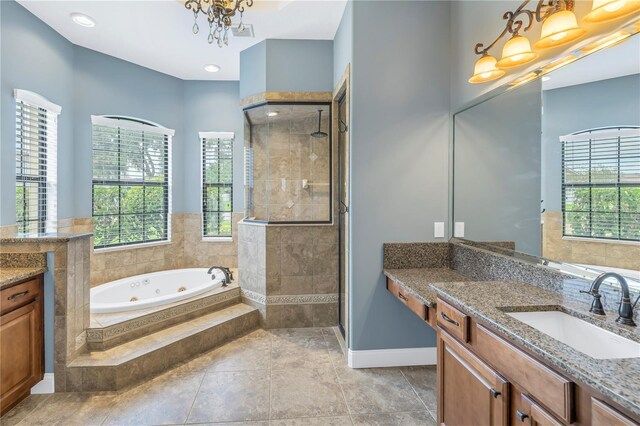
left=90, top=268, right=226, bottom=314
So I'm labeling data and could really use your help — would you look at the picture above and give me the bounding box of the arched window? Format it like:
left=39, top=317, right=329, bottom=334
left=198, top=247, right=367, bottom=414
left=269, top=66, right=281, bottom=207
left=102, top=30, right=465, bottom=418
left=91, top=115, right=174, bottom=249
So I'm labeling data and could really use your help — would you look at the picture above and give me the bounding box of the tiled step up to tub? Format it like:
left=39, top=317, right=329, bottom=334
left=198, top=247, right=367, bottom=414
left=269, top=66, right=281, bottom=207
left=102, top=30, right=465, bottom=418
left=67, top=303, right=259, bottom=392
left=87, top=284, right=242, bottom=350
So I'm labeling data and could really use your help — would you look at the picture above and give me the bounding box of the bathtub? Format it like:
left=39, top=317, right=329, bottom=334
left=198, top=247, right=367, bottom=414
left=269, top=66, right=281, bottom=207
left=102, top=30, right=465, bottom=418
left=90, top=268, right=226, bottom=314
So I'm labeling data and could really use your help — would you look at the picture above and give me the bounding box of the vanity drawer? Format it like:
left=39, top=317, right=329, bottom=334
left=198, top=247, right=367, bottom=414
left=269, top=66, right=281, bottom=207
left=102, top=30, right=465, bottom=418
left=591, top=398, right=639, bottom=426
left=1, top=277, right=41, bottom=316
left=475, top=324, right=573, bottom=423
left=436, top=298, right=469, bottom=342
left=386, top=278, right=427, bottom=320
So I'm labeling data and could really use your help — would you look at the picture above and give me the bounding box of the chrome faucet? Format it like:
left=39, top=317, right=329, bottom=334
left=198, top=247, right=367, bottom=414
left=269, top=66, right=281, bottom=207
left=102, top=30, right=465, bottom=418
left=581, top=272, right=638, bottom=327
left=208, top=266, right=233, bottom=287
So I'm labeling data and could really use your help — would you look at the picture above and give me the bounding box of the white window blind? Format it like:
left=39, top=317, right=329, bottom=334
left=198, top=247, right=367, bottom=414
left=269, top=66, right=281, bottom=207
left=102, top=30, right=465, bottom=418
left=15, top=89, right=60, bottom=234
left=561, top=127, right=640, bottom=242
left=200, top=132, right=233, bottom=238
left=92, top=116, right=173, bottom=249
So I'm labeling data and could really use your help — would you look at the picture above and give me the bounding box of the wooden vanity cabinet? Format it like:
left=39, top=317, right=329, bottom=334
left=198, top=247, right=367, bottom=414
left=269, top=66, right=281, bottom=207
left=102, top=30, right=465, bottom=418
left=591, top=398, right=640, bottom=426
left=0, top=275, right=44, bottom=415
left=435, top=296, right=640, bottom=425
left=438, top=329, right=509, bottom=426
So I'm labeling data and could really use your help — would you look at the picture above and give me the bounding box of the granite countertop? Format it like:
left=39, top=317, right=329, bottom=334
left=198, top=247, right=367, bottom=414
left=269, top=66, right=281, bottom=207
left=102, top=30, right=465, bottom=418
left=431, top=280, right=640, bottom=417
left=383, top=268, right=471, bottom=307
left=0, top=232, right=92, bottom=243
left=0, top=267, right=47, bottom=290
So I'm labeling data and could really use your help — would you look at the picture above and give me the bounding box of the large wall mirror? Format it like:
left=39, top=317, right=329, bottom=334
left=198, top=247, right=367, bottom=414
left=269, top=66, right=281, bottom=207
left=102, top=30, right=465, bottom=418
left=453, top=32, right=640, bottom=288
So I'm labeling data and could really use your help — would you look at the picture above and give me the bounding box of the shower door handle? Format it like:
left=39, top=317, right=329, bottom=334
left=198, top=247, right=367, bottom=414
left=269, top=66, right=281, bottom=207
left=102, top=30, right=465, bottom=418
left=339, top=201, right=349, bottom=214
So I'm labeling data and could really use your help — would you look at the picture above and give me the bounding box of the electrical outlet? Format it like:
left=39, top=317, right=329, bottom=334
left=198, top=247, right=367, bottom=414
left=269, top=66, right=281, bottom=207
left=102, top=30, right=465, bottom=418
left=454, top=222, right=465, bottom=238
left=434, top=222, right=445, bottom=238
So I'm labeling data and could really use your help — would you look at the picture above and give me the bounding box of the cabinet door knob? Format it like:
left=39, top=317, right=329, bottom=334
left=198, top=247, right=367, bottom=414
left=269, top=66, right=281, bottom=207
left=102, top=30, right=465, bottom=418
left=490, top=388, right=501, bottom=398
left=398, top=292, right=408, bottom=302
left=516, top=410, right=529, bottom=422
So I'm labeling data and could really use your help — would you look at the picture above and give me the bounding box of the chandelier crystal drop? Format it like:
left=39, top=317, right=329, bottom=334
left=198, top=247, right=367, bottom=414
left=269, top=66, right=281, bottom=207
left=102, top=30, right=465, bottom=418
left=184, top=0, right=254, bottom=48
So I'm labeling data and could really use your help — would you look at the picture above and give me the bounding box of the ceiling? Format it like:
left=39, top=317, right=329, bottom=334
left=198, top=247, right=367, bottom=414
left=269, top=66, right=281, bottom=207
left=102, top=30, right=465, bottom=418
left=18, top=0, right=347, bottom=81
left=542, top=33, right=640, bottom=91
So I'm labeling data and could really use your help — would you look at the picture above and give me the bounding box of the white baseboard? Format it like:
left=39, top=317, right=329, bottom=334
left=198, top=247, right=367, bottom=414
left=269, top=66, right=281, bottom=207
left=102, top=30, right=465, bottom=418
left=31, top=373, right=55, bottom=394
left=348, top=347, right=437, bottom=368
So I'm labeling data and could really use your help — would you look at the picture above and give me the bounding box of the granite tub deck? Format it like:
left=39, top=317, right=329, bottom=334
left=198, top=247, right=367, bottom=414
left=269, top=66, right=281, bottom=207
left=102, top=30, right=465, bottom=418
left=431, top=280, right=640, bottom=418
left=383, top=268, right=471, bottom=307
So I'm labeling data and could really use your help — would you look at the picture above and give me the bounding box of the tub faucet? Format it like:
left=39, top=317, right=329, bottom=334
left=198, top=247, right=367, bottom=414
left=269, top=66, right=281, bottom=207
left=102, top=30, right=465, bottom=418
left=580, top=272, right=638, bottom=327
left=208, top=266, right=233, bottom=287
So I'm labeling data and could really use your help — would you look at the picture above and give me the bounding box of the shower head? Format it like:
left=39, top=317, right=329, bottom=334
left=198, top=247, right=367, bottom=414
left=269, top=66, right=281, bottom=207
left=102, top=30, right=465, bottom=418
left=311, top=109, right=328, bottom=138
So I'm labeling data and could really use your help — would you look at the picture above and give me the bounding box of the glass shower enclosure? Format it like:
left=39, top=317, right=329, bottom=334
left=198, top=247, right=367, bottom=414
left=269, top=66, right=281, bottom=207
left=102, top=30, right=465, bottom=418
left=244, top=102, right=332, bottom=223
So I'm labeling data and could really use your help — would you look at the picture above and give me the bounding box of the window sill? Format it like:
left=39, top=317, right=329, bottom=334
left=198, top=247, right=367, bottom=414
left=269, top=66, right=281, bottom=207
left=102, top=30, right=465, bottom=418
left=201, top=237, right=234, bottom=243
left=94, top=239, right=173, bottom=253
left=562, top=236, right=640, bottom=246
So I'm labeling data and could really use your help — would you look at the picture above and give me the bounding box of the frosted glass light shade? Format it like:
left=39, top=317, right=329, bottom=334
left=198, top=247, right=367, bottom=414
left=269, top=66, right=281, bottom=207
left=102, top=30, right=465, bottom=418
left=584, top=0, right=640, bottom=23
left=535, top=10, right=586, bottom=49
left=469, top=54, right=506, bottom=83
left=497, top=36, right=539, bottom=68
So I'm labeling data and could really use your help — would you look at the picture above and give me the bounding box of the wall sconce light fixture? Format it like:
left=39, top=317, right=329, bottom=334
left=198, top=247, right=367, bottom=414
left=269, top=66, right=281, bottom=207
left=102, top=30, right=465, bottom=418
left=584, top=0, right=640, bottom=23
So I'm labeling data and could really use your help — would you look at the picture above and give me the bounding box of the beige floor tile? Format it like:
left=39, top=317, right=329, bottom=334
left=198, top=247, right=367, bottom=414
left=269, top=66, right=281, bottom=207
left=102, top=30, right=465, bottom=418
left=335, top=367, right=424, bottom=415
left=270, top=366, right=348, bottom=420
left=400, top=366, right=437, bottom=413
left=14, top=393, right=115, bottom=426
left=0, top=394, right=52, bottom=426
left=351, top=410, right=436, bottom=426
left=270, top=416, right=353, bottom=425
left=182, top=331, right=272, bottom=373
left=271, top=332, right=331, bottom=370
left=104, top=369, right=204, bottom=425
left=186, top=370, right=270, bottom=423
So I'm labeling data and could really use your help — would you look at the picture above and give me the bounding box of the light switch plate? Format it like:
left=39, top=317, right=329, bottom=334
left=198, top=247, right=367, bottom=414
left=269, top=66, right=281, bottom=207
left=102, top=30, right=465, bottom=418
left=434, top=222, right=445, bottom=238
left=454, top=222, right=465, bottom=238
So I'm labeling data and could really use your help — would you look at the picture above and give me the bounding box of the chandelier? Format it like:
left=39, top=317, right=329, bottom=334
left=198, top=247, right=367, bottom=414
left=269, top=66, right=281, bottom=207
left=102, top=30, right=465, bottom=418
left=184, top=0, right=254, bottom=47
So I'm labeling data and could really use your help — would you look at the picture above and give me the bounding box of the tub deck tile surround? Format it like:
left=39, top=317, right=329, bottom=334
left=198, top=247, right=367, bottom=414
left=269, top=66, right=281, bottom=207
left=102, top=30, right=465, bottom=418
left=0, top=233, right=92, bottom=393
left=87, top=284, right=242, bottom=350
left=68, top=303, right=259, bottom=391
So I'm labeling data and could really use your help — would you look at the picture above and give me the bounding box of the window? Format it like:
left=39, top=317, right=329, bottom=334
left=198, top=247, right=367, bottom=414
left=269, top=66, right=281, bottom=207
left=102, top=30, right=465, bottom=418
left=15, top=90, right=61, bottom=234
left=201, top=132, right=233, bottom=238
left=92, top=116, right=173, bottom=249
left=561, top=127, right=640, bottom=242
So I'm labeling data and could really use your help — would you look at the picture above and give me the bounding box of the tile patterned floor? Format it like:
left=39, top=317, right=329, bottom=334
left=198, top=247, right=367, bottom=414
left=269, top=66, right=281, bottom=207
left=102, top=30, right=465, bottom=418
left=2, top=328, right=437, bottom=426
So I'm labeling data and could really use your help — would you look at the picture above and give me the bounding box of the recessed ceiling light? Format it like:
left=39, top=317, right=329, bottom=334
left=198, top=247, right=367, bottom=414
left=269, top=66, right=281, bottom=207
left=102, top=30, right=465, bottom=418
left=267, top=111, right=279, bottom=117
left=542, top=76, right=552, bottom=82
left=204, top=64, right=220, bottom=73
left=70, top=13, right=95, bottom=28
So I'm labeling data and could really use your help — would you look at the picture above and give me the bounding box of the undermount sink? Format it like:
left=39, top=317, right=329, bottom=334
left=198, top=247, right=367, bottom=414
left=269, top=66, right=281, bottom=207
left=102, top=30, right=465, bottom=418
left=507, top=310, right=640, bottom=360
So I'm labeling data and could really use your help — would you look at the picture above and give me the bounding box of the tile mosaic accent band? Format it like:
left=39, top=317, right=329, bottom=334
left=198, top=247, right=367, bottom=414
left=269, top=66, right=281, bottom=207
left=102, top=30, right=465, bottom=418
left=240, top=288, right=337, bottom=305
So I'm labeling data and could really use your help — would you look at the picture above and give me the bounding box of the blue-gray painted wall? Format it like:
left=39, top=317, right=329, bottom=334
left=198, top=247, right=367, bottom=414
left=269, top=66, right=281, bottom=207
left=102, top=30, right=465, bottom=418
left=183, top=81, right=245, bottom=212
left=348, top=1, right=451, bottom=351
left=239, top=40, right=267, bottom=100
left=239, top=39, right=334, bottom=99
left=0, top=1, right=75, bottom=224
left=265, top=40, right=334, bottom=93
left=333, top=1, right=353, bottom=87
left=73, top=46, right=186, bottom=216
left=542, top=74, right=640, bottom=212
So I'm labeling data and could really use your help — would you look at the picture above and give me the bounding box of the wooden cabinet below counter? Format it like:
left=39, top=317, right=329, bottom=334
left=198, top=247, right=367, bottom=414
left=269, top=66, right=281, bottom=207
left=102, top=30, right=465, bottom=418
left=0, top=274, right=44, bottom=415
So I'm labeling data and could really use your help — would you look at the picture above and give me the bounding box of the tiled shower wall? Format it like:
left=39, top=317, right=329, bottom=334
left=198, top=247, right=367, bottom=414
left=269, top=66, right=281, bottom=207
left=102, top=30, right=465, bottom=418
left=59, top=212, right=244, bottom=287
left=238, top=221, right=338, bottom=328
left=249, top=112, right=331, bottom=222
